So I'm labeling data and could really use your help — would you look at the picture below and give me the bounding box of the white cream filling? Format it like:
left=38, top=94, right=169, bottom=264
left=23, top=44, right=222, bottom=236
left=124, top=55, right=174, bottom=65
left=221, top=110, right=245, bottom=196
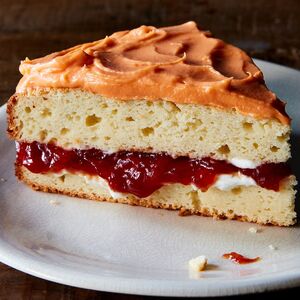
left=54, top=169, right=257, bottom=198
left=212, top=173, right=256, bottom=191
left=53, top=170, right=125, bottom=199
left=83, top=175, right=127, bottom=199
left=229, top=158, right=259, bottom=169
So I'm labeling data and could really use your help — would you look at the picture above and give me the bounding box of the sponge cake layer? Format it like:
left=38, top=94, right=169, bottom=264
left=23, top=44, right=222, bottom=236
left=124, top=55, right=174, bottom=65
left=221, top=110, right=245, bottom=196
left=8, top=88, right=290, bottom=163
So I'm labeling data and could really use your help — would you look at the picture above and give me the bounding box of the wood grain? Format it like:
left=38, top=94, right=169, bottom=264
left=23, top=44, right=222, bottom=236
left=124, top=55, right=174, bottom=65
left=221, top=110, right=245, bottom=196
left=0, top=0, right=299, bottom=298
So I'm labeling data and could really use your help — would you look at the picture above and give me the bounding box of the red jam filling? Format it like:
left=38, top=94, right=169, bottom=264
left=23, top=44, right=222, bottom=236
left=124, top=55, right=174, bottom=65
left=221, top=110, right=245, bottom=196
left=16, top=141, right=291, bottom=198
left=222, top=252, right=260, bottom=264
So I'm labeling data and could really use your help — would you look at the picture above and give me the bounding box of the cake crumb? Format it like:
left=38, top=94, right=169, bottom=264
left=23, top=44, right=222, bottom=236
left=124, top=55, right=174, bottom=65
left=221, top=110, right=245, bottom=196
left=248, top=227, right=260, bottom=234
left=188, top=255, right=208, bottom=272
left=49, top=199, right=60, bottom=206
left=268, top=244, right=277, bottom=251
left=0, top=178, right=7, bottom=182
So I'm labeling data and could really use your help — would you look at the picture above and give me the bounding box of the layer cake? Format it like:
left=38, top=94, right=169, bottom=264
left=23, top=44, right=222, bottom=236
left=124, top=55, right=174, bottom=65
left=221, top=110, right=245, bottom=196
left=7, top=22, right=297, bottom=225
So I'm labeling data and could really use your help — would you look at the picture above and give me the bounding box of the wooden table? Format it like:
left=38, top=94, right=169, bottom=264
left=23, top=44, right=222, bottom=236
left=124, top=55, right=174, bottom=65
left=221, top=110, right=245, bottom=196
left=0, top=0, right=299, bottom=298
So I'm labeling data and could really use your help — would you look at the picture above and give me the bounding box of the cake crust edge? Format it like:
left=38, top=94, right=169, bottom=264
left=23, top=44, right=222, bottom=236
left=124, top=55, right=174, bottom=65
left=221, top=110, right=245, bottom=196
left=6, top=93, right=18, bottom=140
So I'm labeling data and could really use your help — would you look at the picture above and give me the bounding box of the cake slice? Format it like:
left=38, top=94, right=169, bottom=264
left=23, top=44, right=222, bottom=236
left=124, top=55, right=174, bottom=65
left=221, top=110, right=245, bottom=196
left=7, top=21, right=296, bottom=226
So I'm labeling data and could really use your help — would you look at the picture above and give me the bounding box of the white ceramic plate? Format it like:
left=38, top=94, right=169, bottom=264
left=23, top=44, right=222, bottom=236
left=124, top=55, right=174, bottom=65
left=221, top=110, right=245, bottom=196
left=0, top=60, right=299, bottom=297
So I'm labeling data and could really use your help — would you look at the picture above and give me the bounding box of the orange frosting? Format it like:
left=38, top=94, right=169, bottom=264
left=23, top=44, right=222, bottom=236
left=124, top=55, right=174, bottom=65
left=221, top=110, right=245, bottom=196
left=16, top=21, right=290, bottom=124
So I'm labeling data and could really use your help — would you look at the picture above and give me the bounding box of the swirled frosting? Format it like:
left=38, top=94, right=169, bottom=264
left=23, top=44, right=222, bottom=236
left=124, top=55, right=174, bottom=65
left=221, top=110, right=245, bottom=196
left=16, top=21, right=290, bottom=124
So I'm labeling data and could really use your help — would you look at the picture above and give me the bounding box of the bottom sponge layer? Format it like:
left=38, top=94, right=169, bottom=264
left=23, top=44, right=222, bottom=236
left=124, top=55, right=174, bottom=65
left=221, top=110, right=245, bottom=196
left=17, top=165, right=296, bottom=226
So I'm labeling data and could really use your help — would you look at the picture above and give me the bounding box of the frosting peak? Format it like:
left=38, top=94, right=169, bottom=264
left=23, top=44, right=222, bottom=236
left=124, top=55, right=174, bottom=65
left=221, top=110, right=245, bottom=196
left=17, top=21, right=290, bottom=124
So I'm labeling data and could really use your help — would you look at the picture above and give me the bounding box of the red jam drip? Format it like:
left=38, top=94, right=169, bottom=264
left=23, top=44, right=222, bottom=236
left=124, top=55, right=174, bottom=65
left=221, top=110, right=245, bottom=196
left=16, top=142, right=291, bottom=198
left=222, top=252, right=260, bottom=264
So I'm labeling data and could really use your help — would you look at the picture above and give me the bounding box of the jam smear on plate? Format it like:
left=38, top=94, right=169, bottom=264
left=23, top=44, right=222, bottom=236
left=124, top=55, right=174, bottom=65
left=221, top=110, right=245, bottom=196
left=222, top=252, right=260, bottom=264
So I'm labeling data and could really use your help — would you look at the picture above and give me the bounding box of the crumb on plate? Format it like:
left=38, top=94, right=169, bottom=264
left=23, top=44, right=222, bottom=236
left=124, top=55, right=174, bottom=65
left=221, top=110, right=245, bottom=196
left=188, top=255, right=208, bottom=272
left=248, top=227, right=261, bottom=233
left=268, top=244, right=277, bottom=251
left=49, top=199, right=60, bottom=206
